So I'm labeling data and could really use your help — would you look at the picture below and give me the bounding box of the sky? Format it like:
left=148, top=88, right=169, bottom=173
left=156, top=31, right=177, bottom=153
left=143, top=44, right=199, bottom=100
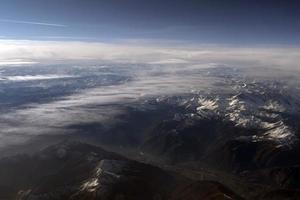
left=0, top=0, right=300, bottom=44
left=0, top=0, right=300, bottom=66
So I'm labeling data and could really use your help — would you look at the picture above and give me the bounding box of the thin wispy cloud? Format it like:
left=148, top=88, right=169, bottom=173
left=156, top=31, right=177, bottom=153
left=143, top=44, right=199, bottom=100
left=36, top=36, right=97, bottom=41
left=0, top=19, right=66, bottom=27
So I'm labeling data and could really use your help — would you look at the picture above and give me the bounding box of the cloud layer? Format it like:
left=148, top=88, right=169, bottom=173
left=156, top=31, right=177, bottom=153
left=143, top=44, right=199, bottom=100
left=0, top=39, right=300, bottom=70
left=0, top=39, right=299, bottom=149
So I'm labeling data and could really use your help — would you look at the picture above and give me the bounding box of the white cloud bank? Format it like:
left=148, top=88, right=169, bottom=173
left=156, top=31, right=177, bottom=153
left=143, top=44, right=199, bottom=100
left=0, top=39, right=299, bottom=70
left=1, top=74, right=75, bottom=81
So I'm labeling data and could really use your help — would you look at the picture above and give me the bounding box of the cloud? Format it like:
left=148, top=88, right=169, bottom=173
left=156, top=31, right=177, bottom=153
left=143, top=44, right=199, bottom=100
left=0, top=19, right=66, bottom=27
left=0, top=60, right=38, bottom=66
left=0, top=39, right=299, bottom=71
left=1, top=74, right=75, bottom=81
left=0, top=39, right=299, bottom=148
left=0, top=65, right=217, bottom=147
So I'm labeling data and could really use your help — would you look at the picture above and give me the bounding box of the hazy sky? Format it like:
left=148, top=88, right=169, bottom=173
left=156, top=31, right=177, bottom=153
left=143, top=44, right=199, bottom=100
left=0, top=0, right=300, bottom=44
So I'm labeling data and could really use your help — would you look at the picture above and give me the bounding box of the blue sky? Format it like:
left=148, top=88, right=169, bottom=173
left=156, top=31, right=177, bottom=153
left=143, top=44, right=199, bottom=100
left=0, top=0, right=300, bottom=44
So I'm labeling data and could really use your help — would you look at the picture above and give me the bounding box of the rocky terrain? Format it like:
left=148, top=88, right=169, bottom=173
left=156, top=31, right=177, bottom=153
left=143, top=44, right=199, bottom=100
left=0, top=65, right=300, bottom=199
left=0, top=142, right=245, bottom=200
